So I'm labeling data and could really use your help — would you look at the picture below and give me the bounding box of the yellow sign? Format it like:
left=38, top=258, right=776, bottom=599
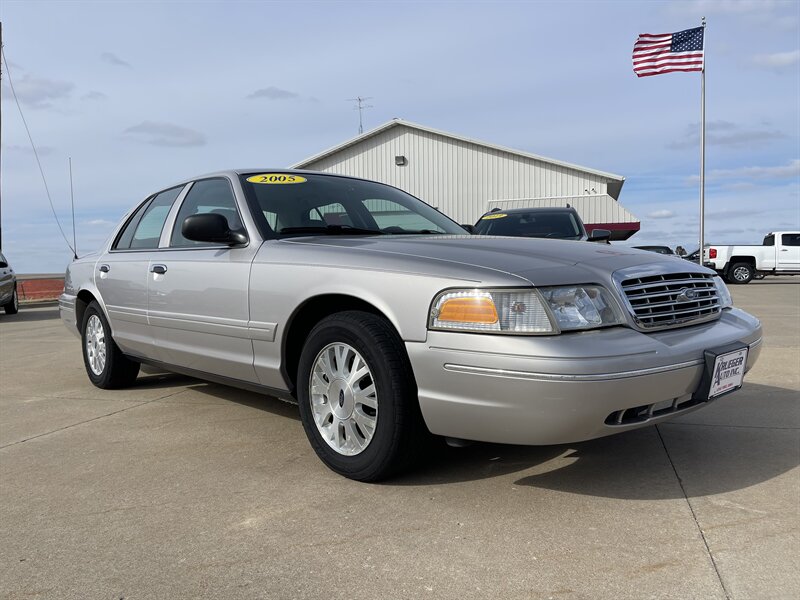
left=481, top=213, right=507, bottom=220
left=246, top=174, right=307, bottom=184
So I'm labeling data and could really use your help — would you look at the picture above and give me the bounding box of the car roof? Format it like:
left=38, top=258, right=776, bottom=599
left=161, top=168, right=375, bottom=190
left=481, top=206, right=580, bottom=216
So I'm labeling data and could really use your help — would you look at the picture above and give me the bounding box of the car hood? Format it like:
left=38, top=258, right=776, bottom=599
left=279, top=235, right=709, bottom=285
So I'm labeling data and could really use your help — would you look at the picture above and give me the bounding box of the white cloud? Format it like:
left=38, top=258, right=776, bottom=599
left=687, top=159, right=800, bottom=183
left=81, top=90, right=107, bottom=101
left=124, top=121, right=206, bottom=147
left=6, top=144, right=55, bottom=156
left=647, top=209, right=676, bottom=219
left=751, top=50, right=800, bottom=70
left=666, top=0, right=798, bottom=30
left=247, top=86, right=300, bottom=100
left=85, top=219, right=115, bottom=227
left=101, top=52, right=132, bottom=68
left=2, top=75, right=74, bottom=109
left=668, top=120, right=785, bottom=150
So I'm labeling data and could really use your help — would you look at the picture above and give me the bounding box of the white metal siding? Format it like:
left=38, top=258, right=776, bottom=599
left=301, top=126, right=618, bottom=225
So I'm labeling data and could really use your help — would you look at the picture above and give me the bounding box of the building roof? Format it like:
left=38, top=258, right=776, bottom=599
left=291, top=119, right=625, bottom=183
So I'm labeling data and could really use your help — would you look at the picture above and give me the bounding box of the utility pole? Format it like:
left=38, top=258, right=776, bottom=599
left=1, top=21, right=4, bottom=252
left=347, top=96, right=373, bottom=134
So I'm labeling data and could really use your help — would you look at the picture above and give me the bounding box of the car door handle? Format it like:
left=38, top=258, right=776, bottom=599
left=781, top=249, right=788, bottom=252
left=99, top=264, right=110, bottom=273
left=150, top=264, right=168, bottom=275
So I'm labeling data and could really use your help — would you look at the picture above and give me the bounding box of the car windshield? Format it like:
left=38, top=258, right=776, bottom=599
left=240, top=173, right=466, bottom=237
left=474, top=211, right=583, bottom=239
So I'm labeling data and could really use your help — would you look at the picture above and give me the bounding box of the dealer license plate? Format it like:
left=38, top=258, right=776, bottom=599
left=708, top=347, right=749, bottom=399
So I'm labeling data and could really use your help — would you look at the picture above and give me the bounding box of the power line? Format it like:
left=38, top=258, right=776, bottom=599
left=346, top=96, right=373, bottom=134
left=1, top=45, right=76, bottom=256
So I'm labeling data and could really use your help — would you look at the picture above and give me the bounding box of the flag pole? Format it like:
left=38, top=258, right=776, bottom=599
left=699, top=16, right=706, bottom=261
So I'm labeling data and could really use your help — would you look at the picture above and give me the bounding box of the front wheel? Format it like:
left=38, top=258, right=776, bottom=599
left=727, top=262, right=754, bottom=284
left=297, top=311, right=427, bottom=482
left=81, top=301, right=140, bottom=388
left=3, top=287, right=19, bottom=315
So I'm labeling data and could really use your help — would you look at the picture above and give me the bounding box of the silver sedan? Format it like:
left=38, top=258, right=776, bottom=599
left=60, top=170, right=762, bottom=480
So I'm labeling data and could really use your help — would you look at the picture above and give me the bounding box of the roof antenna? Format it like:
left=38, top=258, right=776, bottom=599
left=69, top=157, right=77, bottom=259
left=346, top=96, right=373, bottom=134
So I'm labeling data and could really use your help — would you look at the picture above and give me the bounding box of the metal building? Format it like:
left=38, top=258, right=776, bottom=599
left=292, top=119, right=640, bottom=240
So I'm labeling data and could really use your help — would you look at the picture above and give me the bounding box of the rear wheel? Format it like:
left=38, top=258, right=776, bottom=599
left=297, top=311, right=427, bottom=482
left=3, top=287, right=19, bottom=315
left=727, top=263, right=754, bottom=284
left=81, top=301, right=140, bottom=388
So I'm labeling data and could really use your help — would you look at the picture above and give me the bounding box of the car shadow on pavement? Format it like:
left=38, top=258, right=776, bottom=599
left=1, top=307, right=61, bottom=322
left=393, top=382, right=798, bottom=498
left=181, top=380, right=301, bottom=421
left=123, top=370, right=798, bottom=497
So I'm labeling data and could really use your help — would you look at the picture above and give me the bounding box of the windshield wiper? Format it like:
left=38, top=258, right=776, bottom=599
left=393, top=229, right=443, bottom=235
left=278, top=225, right=384, bottom=236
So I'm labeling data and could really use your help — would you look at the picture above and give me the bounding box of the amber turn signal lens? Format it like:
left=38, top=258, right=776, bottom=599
left=437, top=296, right=499, bottom=324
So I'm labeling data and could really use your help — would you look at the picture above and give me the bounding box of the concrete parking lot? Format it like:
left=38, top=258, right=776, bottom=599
left=1, top=281, right=798, bottom=599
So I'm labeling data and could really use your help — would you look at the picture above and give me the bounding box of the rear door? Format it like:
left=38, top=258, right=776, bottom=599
left=778, top=233, right=800, bottom=270
left=147, top=177, right=261, bottom=383
left=95, top=186, right=186, bottom=357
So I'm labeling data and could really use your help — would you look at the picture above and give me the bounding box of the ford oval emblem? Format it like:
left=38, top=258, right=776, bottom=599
left=676, top=288, right=698, bottom=302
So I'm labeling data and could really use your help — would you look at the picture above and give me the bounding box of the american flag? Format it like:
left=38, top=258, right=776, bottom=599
left=632, top=27, right=704, bottom=77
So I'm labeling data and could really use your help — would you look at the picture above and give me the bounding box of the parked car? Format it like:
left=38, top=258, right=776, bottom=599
left=705, top=232, right=800, bottom=284
left=633, top=245, right=675, bottom=255
left=60, top=170, right=762, bottom=481
left=0, top=252, right=19, bottom=315
left=473, top=207, right=611, bottom=242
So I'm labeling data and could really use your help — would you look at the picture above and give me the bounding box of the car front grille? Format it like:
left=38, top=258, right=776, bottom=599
left=619, top=272, right=720, bottom=330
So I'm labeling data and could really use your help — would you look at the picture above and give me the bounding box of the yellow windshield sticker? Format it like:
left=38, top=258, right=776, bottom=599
left=246, top=174, right=307, bottom=184
left=481, top=213, right=507, bottom=220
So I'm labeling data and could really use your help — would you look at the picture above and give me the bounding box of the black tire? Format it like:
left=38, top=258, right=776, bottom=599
left=297, top=311, right=428, bottom=482
left=727, top=262, right=754, bottom=285
left=3, top=287, right=19, bottom=315
left=81, top=301, right=140, bottom=389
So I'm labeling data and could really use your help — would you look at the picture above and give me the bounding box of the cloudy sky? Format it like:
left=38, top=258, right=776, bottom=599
left=1, top=0, right=798, bottom=272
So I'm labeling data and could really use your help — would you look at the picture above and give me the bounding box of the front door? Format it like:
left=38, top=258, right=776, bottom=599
left=147, top=177, right=260, bottom=383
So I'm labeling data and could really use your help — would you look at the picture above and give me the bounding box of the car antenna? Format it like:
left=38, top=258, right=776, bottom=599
left=69, top=157, right=78, bottom=259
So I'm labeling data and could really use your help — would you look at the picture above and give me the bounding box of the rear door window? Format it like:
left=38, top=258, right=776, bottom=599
left=114, top=186, right=184, bottom=250
left=781, top=233, right=800, bottom=246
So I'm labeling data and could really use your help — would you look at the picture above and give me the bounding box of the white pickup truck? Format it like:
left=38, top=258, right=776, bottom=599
left=705, top=231, right=800, bottom=284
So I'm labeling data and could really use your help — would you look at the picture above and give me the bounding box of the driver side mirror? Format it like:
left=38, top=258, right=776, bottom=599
left=460, top=224, right=475, bottom=234
left=182, top=213, right=248, bottom=246
left=588, top=229, right=612, bottom=243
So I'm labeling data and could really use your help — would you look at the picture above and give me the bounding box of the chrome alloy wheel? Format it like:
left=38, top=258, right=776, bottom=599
left=733, top=266, right=751, bottom=282
left=309, top=342, right=378, bottom=456
left=85, top=314, right=107, bottom=376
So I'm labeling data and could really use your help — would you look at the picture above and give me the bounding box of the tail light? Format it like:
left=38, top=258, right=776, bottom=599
left=709, top=248, right=717, bottom=259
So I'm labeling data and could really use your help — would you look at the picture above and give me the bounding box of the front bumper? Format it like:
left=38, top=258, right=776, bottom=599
left=406, top=308, right=762, bottom=445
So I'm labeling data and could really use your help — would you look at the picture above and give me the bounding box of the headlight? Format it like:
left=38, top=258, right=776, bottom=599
left=430, top=289, right=555, bottom=334
left=713, top=276, right=733, bottom=309
left=429, top=285, right=625, bottom=334
left=538, top=285, right=626, bottom=331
